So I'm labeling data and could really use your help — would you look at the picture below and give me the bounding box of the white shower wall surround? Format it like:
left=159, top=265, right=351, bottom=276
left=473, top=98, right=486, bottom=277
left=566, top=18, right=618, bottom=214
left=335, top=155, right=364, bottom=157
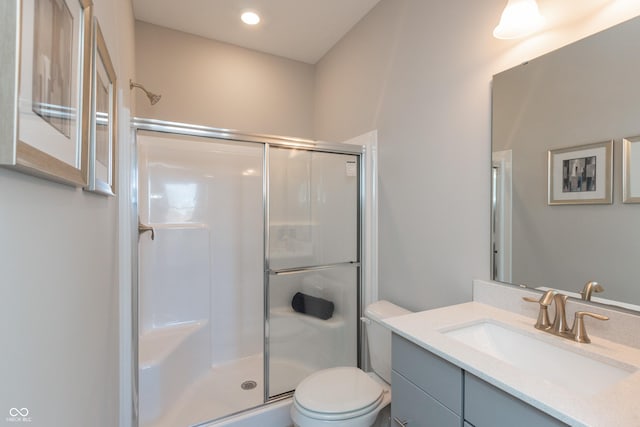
left=135, top=124, right=363, bottom=426
left=139, top=226, right=211, bottom=331
left=138, top=226, right=211, bottom=424
left=139, top=134, right=265, bottom=364
left=138, top=133, right=266, bottom=425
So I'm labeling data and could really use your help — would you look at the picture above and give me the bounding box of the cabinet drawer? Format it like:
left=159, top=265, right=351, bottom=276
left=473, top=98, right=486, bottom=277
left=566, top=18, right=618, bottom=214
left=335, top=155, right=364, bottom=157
left=392, top=333, right=463, bottom=414
left=391, top=371, right=460, bottom=427
left=464, top=373, right=567, bottom=427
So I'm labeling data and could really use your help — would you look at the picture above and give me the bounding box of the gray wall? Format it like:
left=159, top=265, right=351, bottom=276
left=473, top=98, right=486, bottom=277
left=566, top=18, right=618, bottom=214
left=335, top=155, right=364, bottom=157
left=314, top=0, right=503, bottom=311
left=0, top=0, right=136, bottom=426
left=492, top=17, right=640, bottom=304
left=135, top=21, right=315, bottom=138
left=313, top=0, right=640, bottom=312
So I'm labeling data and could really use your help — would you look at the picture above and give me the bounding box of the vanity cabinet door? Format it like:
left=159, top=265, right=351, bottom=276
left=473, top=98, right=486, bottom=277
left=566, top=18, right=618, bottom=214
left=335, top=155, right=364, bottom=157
left=392, top=334, right=463, bottom=415
left=391, top=371, right=461, bottom=427
left=464, top=373, right=567, bottom=427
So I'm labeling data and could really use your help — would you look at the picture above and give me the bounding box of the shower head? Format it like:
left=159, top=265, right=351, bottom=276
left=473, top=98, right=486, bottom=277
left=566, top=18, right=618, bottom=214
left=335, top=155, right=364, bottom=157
left=148, top=93, right=162, bottom=105
left=129, top=79, right=162, bottom=105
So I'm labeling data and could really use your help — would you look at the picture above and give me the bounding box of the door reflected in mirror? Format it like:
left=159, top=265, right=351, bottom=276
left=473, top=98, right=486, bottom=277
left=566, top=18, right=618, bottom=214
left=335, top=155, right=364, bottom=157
left=623, top=136, right=640, bottom=203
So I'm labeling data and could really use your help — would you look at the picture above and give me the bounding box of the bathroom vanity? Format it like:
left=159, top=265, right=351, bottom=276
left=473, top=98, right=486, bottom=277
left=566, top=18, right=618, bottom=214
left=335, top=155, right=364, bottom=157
left=384, top=300, right=640, bottom=427
left=391, top=334, right=564, bottom=427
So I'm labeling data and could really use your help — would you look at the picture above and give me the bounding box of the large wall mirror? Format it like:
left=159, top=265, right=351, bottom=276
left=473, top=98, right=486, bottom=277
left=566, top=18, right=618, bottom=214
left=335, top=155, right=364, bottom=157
left=491, top=15, right=640, bottom=312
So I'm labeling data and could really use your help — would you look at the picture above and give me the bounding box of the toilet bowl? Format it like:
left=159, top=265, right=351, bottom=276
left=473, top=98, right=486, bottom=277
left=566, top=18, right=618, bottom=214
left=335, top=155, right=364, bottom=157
left=290, top=300, right=410, bottom=427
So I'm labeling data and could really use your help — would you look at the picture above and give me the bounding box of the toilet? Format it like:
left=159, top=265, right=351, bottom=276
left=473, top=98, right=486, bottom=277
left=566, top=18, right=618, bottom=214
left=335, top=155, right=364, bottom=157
left=290, top=300, right=410, bottom=427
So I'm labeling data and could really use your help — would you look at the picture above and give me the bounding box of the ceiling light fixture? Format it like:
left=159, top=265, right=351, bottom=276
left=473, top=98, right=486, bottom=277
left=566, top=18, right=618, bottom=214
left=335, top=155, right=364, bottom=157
left=493, top=0, right=545, bottom=39
left=241, top=11, right=260, bottom=26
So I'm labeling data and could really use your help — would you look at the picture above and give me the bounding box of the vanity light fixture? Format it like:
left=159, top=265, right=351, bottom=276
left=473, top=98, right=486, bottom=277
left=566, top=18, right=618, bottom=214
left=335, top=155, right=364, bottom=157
left=493, top=0, right=545, bottom=39
left=241, top=11, right=261, bottom=26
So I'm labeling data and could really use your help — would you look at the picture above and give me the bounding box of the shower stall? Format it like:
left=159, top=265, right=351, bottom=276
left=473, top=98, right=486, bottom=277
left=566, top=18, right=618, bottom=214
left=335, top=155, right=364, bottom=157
left=134, top=119, right=363, bottom=427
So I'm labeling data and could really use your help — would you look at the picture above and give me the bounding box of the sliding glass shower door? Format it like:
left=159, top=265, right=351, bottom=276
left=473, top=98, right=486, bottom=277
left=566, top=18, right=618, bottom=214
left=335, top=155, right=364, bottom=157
left=267, top=147, right=359, bottom=397
left=137, top=131, right=265, bottom=427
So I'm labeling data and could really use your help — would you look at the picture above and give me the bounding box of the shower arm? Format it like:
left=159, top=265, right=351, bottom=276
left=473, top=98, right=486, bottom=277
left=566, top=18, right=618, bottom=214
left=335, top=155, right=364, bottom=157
left=129, top=79, right=162, bottom=105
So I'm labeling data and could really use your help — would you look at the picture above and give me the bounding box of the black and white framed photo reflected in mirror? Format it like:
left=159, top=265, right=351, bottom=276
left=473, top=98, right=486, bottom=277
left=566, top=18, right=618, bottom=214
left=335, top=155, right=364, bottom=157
left=548, top=140, right=613, bottom=205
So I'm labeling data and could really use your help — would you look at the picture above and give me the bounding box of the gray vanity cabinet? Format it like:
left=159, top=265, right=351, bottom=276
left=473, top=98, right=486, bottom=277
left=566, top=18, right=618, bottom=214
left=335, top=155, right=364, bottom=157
left=464, top=374, right=566, bottom=427
left=391, top=334, right=462, bottom=426
left=392, top=372, right=460, bottom=427
left=391, top=333, right=568, bottom=427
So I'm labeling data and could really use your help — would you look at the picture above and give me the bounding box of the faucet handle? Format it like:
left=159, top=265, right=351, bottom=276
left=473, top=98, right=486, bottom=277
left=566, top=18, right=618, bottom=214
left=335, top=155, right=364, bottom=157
left=522, top=289, right=555, bottom=305
left=522, top=290, right=555, bottom=330
left=571, top=311, right=609, bottom=343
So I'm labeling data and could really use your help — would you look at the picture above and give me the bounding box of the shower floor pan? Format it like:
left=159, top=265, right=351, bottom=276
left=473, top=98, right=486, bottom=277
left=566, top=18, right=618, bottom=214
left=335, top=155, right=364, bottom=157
left=145, top=354, right=312, bottom=427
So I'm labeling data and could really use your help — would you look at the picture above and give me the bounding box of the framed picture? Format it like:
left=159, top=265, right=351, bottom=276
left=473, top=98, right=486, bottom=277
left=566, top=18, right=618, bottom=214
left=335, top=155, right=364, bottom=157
left=85, top=18, right=117, bottom=196
left=0, top=0, right=92, bottom=186
left=623, top=136, right=640, bottom=203
left=547, top=140, right=613, bottom=205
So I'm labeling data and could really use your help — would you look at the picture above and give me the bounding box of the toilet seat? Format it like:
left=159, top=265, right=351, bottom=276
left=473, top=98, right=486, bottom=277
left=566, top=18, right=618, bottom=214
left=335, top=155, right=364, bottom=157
left=293, top=367, right=383, bottom=421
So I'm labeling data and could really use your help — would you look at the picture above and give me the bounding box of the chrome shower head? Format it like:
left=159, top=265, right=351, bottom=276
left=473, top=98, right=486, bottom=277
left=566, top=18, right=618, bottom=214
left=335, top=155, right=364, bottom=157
left=130, top=79, right=162, bottom=105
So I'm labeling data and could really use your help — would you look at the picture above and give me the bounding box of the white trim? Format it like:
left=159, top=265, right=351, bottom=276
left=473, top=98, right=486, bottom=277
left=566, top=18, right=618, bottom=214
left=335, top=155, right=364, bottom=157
left=119, top=101, right=135, bottom=427
left=344, top=130, right=378, bottom=306
left=492, top=149, right=512, bottom=283
left=200, top=398, right=292, bottom=427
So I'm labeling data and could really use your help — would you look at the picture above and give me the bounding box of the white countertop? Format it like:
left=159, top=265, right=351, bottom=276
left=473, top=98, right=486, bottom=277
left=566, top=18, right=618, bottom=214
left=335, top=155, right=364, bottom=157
left=383, top=302, right=640, bottom=427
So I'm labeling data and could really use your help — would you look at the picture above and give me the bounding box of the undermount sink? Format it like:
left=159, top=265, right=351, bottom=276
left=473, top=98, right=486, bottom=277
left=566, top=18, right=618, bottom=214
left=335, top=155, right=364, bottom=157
left=442, top=320, right=636, bottom=395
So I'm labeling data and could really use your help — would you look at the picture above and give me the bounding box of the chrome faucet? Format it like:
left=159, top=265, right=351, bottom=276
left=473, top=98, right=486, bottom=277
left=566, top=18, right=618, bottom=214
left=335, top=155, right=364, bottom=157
left=580, top=281, right=604, bottom=301
left=523, top=291, right=608, bottom=343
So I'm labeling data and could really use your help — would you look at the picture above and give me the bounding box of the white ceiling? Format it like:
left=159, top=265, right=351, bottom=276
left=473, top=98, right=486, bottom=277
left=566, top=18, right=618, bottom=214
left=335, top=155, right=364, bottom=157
left=132, top=0, right=382, bottom=64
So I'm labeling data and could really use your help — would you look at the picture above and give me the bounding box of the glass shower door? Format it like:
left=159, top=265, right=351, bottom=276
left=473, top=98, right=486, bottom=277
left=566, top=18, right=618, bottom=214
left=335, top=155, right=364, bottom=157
left=137, top=131, right=265, bottom=426
left=267, top=147, right=359, bottom=397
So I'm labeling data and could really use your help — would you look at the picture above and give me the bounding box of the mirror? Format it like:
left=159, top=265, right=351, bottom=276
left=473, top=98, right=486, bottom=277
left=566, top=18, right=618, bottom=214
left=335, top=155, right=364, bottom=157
left=491, top=16, right=640, bottom=311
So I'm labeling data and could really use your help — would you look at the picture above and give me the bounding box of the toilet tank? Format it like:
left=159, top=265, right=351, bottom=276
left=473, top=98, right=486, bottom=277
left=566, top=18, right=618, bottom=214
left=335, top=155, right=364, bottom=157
left=365, top=300, right=411, bottom=384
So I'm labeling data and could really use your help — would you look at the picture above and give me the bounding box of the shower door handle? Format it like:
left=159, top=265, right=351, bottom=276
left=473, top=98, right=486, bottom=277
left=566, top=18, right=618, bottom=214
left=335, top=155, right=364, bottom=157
left=138, top=221, right=155, bottom=240
left=269, top=261, right=360, bottom=276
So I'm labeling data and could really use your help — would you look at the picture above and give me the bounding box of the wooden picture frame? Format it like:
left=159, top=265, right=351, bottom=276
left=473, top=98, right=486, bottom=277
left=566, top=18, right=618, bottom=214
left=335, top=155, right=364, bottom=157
left=0, top=0, right=92, bottom=186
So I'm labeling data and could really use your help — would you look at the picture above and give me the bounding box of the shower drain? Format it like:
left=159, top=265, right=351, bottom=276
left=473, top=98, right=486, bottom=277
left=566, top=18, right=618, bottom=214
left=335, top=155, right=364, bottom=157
left=241, top=380, right=257, bottom=390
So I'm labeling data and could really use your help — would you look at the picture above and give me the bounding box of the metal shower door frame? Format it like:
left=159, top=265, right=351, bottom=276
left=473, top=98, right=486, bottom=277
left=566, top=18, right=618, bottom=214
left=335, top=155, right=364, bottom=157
left=130, top=117, right=365, bottom=426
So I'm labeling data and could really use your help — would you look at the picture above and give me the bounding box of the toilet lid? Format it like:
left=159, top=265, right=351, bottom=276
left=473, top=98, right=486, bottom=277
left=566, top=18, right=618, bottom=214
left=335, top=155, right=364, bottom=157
left=294, top=367, right=383, bottom=415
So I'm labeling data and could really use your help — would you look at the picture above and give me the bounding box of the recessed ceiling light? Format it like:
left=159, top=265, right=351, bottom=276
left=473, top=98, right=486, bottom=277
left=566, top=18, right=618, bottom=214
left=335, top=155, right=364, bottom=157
left=241, top=11, right=260, bottom=26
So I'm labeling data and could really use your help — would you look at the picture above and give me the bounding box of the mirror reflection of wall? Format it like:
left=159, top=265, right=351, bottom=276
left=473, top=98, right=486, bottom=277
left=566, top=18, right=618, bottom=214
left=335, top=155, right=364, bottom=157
left=491, top=15, right=640, bottom=310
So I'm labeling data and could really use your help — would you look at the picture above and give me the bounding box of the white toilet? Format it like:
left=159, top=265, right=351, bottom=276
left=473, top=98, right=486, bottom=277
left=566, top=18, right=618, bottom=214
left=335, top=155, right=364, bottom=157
left=290, top=300, right=410, bottom=427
